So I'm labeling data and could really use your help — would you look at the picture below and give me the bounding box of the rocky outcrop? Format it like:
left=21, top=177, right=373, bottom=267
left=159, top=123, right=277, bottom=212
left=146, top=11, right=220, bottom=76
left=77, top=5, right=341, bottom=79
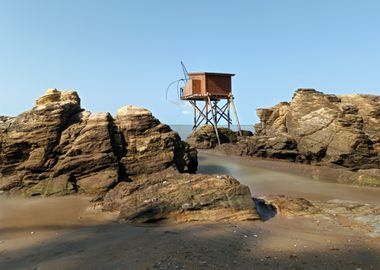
left=259, top=195, right=380, bottom=237
left=219, top=89, right=380, bottom=170
left=0, top=89, right=197, bottom=196
left=102, top=168, right=259, bottom=223
left=115, top=106, right=197, bottom=177
left=0, top=89, right=258, bottom=223
left=186, top=125, right=252, bottom=149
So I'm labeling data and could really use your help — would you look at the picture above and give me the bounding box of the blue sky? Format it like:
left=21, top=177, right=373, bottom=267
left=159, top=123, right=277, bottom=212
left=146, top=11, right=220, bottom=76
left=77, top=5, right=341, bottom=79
left=0, top=0, right=379, bottom=124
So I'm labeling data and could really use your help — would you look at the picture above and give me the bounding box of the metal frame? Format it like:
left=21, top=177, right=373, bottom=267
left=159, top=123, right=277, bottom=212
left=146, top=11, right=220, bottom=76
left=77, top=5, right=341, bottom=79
left=187, top=94, right=242, bottom=145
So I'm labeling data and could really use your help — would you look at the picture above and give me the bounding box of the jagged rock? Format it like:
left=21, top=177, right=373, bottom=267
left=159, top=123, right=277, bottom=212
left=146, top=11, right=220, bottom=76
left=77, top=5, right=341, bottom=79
left=0, top=89, right=258, bottom=223
left=0, top=89, right=196, bottom=196
left=221, top=89, right=380, bottom=170
left=0, top=89, right=83, bottom=193
left=259, top=195, right=320, bottom=217
left=261, top=195, right=380, bottom=237
left=102, top=168, right=259, bottom=223
left=115, top=106, right=197, bottom=176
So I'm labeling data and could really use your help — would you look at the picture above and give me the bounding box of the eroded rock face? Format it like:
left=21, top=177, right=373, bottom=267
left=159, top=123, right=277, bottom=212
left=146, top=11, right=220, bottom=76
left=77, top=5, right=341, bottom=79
left=260, top=195, right=380, bottom=237
left=0, top=89, right=197, bottom=196
left=102, top=168, right=259, bottom=223
left=221, top=89, right=380, bottom=170
left=115, top=106, right=197, bottom=177
left=0, top=89, right=258, bottom=223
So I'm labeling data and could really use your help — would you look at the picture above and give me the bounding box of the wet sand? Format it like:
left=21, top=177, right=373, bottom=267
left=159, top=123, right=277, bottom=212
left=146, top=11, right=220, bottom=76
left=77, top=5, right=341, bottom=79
left=1, top=154, right=380, bottom=269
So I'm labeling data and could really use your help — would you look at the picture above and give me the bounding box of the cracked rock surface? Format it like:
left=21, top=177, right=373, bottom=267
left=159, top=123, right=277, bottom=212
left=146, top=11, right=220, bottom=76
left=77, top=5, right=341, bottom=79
left=217, top=89, right=380, bottom=173
left=0, top=89, right=258, bottom=223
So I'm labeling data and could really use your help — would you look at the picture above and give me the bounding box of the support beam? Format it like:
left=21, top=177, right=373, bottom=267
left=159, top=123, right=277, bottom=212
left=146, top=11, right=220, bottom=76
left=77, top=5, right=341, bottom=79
left=186, top=94, right=241, bottom=141
left=208, top=96, right=221, bottom=145
left=230, top=96, right=242, bottom=136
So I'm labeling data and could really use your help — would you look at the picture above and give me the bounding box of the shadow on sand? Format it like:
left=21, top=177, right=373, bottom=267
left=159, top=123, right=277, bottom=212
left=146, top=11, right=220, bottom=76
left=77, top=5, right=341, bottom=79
left=0, top=221, right=379, bottom=270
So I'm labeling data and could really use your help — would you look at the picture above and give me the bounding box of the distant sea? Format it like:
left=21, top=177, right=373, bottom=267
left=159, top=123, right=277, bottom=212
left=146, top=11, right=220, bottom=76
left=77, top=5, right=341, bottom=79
left=170, top=125, right=254, bottom=140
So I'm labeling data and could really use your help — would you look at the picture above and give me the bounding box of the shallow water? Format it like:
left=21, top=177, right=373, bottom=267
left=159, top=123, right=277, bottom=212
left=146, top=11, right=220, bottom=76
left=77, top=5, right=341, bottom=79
left=171, top=124, right=380, bottom=205
left=198, top=151, right=380, bottom=205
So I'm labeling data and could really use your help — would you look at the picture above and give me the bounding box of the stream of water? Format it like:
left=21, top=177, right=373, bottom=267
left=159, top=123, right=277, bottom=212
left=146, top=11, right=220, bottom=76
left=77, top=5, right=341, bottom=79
left=171, top=124, right=380, bottom=205
left=198, top=151, right=380, bottom=205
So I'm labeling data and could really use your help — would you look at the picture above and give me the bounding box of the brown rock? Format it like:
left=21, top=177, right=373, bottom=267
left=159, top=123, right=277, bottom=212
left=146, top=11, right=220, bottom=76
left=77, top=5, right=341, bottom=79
left=0, top=89, right=197, bottom=196
left=115, top=106, right=197, bottom=176
left=186, top=125, right=244, bottom=149
left=220, top=89, right=380, bottom=170
left=260, top=195, right=319, bottom=217
left=0, top=89, right=260, bottom=224
left=102, top=169, right=259, bottom=223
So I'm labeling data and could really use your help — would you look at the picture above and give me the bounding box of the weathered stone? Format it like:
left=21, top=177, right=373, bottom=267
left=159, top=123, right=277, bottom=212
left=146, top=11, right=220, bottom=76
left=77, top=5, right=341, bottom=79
left=23, top=174, right=76, bottom=197
left=76, top=169, right=118, bottom=194
left=102, top=169, right=259, bottom=223
left=0, top=89, right=197, bottom=196
left=186, top=125, right=242, bottom=149
left=115, top=105, right=197, bottom=176
left=261, top=195, right=380, bottom=237
left=0, top=89, right=258, bottom=223
left=219, top=89, right=380, bottom=170
left=259, top=195, right=319, bottom=217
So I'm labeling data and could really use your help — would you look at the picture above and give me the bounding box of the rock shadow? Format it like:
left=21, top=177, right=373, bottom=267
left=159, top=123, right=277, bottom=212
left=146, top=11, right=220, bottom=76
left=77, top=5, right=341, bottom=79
left=253, top=198, right=277, bottom=221
left=1, top=221, right=379, bottom=270
left=197, top=165, right=231, bottom=175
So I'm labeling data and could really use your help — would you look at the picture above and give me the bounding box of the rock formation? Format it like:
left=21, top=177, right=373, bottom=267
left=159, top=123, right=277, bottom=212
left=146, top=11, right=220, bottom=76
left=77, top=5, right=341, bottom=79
left=102, top=168, right=258, bottom=223
left=186, top=125, right=252, bottom=149
left=0, top=89, right=259, bottom=223
left=260, top=195, right=380, bottom=237
left=216, top=89, right=380, bottom=172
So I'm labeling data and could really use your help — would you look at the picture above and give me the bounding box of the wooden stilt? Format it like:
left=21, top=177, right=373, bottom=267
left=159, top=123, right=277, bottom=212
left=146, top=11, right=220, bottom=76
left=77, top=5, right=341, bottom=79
left=208, top=96, right=221, bottom=145
left=230, top=96, right=242, bottom=136
left=193, top=100, right=197, bottom=129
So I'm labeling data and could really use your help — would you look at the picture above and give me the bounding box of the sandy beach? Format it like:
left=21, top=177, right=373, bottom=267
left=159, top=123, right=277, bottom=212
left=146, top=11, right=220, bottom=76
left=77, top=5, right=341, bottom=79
left=1, top=153, right=379, bottom=270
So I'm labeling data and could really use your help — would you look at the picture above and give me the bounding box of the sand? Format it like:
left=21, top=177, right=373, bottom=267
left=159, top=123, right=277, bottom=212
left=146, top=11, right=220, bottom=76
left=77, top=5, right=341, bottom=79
left=1, top=153, right=380, bottom=270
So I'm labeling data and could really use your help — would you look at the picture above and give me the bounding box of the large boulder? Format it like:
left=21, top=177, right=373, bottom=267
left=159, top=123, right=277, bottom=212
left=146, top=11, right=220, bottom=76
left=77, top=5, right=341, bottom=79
left=222, top=89, right=380, bottom=170
left=102, top=168, right=259, bottom=223
left=115, top=106, right=197, bottom=177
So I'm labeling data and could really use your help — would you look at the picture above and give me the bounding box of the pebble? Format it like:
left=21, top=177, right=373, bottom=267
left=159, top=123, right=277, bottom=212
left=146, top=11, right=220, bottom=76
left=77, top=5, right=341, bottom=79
left=30, top=231, right=35, bottom=235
